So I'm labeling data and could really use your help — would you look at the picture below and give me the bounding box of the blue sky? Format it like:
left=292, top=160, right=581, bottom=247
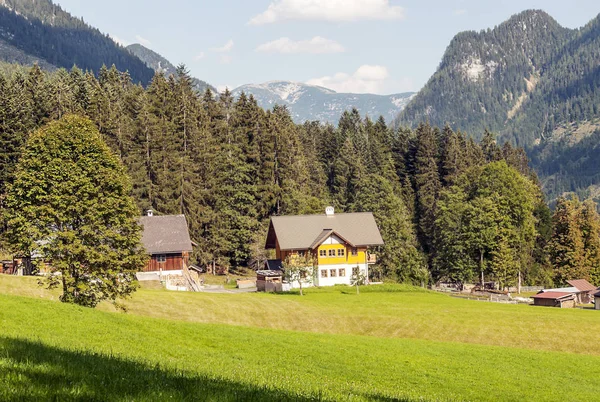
left=55, top=0, right=599, bottom=94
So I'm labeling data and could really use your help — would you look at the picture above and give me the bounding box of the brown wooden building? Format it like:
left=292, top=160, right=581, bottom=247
left=531, top=292, right=576, bottom=308
left=139, top=212, right=194, bottom=273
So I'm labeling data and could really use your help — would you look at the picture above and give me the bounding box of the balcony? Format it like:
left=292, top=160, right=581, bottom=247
left=367, top=254, right=377, bottom=264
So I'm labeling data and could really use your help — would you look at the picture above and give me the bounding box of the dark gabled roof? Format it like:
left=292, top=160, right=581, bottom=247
left=566, top=279, right=598, bottom=293
left=265, top=212, right=384, bottom=250
left=139, top=215, right=193, bottom=254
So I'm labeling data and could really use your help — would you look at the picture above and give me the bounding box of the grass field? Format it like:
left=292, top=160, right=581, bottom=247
left=1, top=275, right=600, bottom=401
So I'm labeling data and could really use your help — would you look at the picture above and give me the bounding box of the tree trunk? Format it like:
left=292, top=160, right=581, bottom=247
left=480, top=250, right=484, bottom=287
left=518, top=270, right=522, bottom=294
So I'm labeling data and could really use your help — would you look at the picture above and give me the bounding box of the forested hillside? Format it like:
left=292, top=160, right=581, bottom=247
left=0, top=0, right=154, bottom=84
left=397, top=10, right=600, bottom=205
left=126, top=44, right=215, bottom=93
left=6, top=64, right=596, bottom=288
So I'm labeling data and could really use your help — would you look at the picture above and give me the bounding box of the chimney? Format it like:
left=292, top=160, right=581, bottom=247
left=325, top=206, right=335, bottom=217
left=147, top=209, right=154, bottom=217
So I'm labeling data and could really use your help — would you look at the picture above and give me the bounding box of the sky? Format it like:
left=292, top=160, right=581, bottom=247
left=55, top=0, right=599, bottom=95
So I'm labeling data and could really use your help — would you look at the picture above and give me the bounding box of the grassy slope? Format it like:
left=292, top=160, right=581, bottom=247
left=1, top=294, right=600, bottom=401
left=1, top=275, right=600, bottom=401
left=2, top=275, right=600, bottom=355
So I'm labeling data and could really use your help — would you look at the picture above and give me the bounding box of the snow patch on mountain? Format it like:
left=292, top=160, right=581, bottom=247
left=232, top=81, right=415, bottom=124
left=460, top=56, right=498, bottom=82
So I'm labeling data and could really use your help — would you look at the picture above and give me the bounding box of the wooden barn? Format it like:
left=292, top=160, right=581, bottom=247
left=139, top=212, right=194, bottom=273
left=531, top=292, right=576, bottom=308
left=595, top=291, right=600, bottom=310
left=566, top=279, right=598, bottom=304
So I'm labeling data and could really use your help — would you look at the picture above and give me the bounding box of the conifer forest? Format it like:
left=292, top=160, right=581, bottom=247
left=1, top=63, right=598, bottom=288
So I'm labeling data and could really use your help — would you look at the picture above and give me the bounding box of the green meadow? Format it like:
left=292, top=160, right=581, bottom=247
left=1, top=275, right=600, bottom=401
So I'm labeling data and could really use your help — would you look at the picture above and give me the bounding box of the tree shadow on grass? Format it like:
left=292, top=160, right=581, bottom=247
left=0, top=337, right=324, bottom=401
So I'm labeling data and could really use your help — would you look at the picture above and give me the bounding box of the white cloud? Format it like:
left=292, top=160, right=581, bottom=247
left=194, top=52, right=205, bottom=61
left=219, top=55, right=233, bottom=64
left=249, top=0, right=405, bottom=25
left=110, top=35, right=128, bottom=47
left=211, top=39, right=234, bottom=53
left=306, top=65, right=412, bottom=94
left=256, top=36, right=345, bottom=54
left=453, top=9, right=467, bottom=16
left=135, top=35, right=151, bottom=47
left=354, top=65, right=389, bottom=80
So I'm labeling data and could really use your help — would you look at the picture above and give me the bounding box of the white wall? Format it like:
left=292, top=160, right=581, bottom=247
left=315, top=263, right=368, bottom=287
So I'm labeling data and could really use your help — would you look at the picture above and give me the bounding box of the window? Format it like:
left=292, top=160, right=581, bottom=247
left=337, top=249, right=345, bottom=257
left=321, top=270, right=328, bottom=278
left=157, top=255, right=167, bottom=263
left=351, top=248, right=358, bottom=256
left=298, top=250, right=306, bottom=257
left=352, top=266, right=359, bottom=276
left=330, top=269, right=337, bottom=277
left=328, top=249, right=336, bottom=257
left=339, top=268, right=346, bottom=277
left=319, top=250, right=327, bottom=257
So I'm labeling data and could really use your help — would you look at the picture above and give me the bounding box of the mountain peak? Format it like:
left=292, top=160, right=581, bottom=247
left=233, top=81, right=414, bottom=124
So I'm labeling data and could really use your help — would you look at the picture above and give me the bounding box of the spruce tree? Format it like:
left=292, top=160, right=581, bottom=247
left=413, top=123, right=442, bottom=254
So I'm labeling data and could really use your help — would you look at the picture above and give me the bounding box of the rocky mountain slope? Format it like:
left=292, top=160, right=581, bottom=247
left=126, top=44, right=215, bottom=93
left=233, top=81, right=414, bottom=124
left=397, top=10, right=600, bottom=204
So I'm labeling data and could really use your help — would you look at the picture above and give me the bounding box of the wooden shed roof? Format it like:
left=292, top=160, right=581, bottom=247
left=567, top=279, right=598, bottom=293
left=531, top=292, right=576, bottom=301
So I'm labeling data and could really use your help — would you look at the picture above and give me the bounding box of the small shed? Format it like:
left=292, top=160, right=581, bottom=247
left=531, top=292, right=576, bottom=308
left=594, top=291, right=600, bottom=311
left=257, top=269, right=284, bottom=292
left=567, top=279, right=598, bottom=304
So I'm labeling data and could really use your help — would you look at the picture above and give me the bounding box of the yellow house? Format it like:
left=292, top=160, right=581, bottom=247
left=264, top=207, right=384, bottom=287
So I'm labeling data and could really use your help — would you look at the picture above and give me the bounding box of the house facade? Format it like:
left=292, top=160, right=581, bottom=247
left=139, top=212, right=194, bottom=274
left=264, top=207, right=384, bottom=287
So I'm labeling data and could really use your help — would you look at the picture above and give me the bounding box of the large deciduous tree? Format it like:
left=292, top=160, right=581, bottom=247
left=4, top=115, right=147, bottom=308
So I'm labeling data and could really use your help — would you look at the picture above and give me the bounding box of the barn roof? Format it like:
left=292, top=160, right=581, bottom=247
left=566, top=279, right=598, bottom=293
left=139, top=215, right=193, bottom=254
left=531, top=292, right=576, bottom=300
left=265, top=212, right=384, bottom=250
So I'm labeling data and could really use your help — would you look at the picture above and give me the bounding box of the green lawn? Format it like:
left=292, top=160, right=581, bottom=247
left=1, top=275, right=600, bottom=401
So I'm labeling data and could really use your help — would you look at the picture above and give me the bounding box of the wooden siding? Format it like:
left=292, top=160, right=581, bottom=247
left=143, top=252, right=189, bottom=272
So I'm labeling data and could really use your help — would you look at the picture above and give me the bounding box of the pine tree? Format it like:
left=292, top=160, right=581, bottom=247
left=413, top=123, right=442, bottom=254
left=548, top=197, right=587, bottom=285
left=352, top=174, right=427, bottom=284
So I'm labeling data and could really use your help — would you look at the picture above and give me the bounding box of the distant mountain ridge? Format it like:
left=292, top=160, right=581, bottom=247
left=126, top=44, right=216, bottom=93
left=0, top=0, right=154, bottom=84
left=396, top=10, right=600, bottom=205
left=233, top=81, right=415, bottom=124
